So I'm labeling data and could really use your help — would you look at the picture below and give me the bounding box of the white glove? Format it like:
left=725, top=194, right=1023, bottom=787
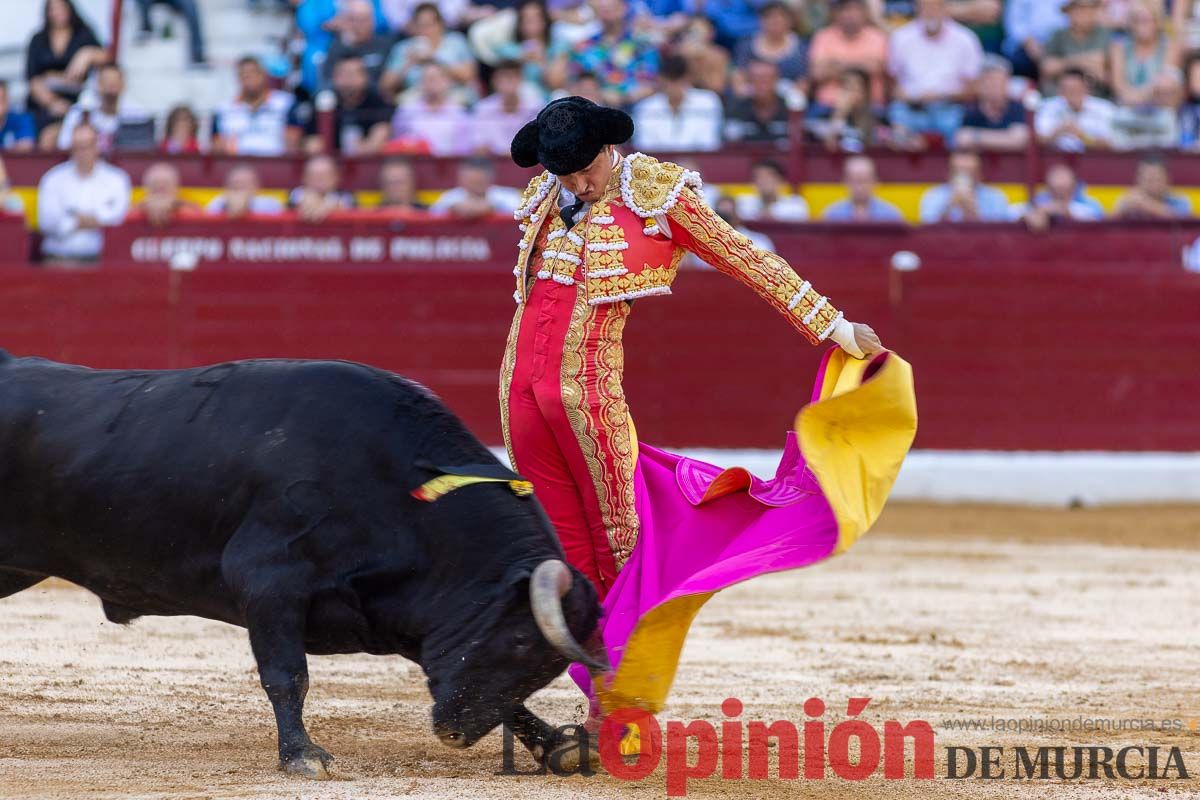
left=827, top=317, right=865, bottom=359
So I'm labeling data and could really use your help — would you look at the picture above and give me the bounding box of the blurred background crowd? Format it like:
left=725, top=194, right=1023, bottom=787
left=2, top=0, right=1200, bottom=262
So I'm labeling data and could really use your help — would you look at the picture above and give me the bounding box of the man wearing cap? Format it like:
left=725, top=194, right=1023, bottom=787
left=1041, top=0, right=1111, bottom=95
left=500, top=96, right=883, bottom=603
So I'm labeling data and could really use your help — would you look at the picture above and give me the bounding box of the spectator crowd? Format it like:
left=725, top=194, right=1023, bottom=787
left=3, top=0, right=1200, bottom=262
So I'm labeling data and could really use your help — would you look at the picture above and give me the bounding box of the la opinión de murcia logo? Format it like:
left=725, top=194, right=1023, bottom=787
left=499, top=697, right=1192, bottom=796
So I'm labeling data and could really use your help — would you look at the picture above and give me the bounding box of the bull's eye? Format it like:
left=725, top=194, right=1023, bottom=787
left=512, top=631, right=533, bottom=653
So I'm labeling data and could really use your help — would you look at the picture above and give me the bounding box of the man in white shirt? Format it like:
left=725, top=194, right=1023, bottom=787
left=430, top=157, right=521, bottom=218
left=632, top=55, right=723, bottom=152
left=38, top=123, right=131, bottom=262
left=56, top=64, right=151, bottom=153
left=212, top=57, right=297, bottom=156
left=887, top=0, right=984, bottom=145
left=736, top=159, right=809, bottom=222
left=1034, top=68, right=1117, bottom=151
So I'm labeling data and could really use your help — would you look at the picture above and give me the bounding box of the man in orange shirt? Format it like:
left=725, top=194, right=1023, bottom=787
left=808, top=0, right=889, bottom=114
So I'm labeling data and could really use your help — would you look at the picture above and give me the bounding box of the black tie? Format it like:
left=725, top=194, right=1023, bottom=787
left=561, top=198, right=585, bottom=228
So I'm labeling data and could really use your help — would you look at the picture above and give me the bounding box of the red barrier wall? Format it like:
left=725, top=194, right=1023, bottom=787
left=3, top=218, right=1199, bottom=451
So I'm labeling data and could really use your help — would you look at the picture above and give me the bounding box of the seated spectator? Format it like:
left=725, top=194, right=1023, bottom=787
left=1112, top=67, right=1182, bottom=149
left=213, top=56, right=297, bottom=156
left=1179, top=53, right=1200, bottom=149
left=56, top=64, right=152, bottom=152
left=430, top=157, right=521, bottom=218
left=161, top=105, right=200, bottom=154
left=26, top=0, right=108, bottom=151
left=887, top=0, right=984, bottom=147
left=304, top=56, right=394, bottom=155
left=381, top=3, right=476, bottom=97
left=477, top=0, right=570, bottom=98
left=1001, top=0, right=1066, bottom=79
left=471, top=61, right=540, bottom=155
left=955, top=56, right=1031, bottom=151
left=808, top=0, right=889, bottom=115
left=0, top=81, right=36, bottom=152
left=289, top=155, right=356, bottom=222
left=724, top=58, right=790, bottom=143
left=0, top=156, right=26, bottom=216
left=381, top=0, right=465, bottom=31
left=377, top=157, right=426, bottom=211
left=564, top=70, right=604, bottom=104
left=134, top=162, right=202, bottom=228
left=815, top=67, right=886, bottom=151
left=666, top=0, right=765, bottom=48
left=37, top=122, right=130, bottom=262
left=1114, top=153, right=1192, bottom=219
left=323, top=0, right=394, bottom=89
left=1110, top=0, right=1181, bottom=108
left=632, top=55, right=724, bottom=151
left=1010, top=163, right=1104, bottom=228
left=206, top=164, right=284, bottom=217
left=732, top=2, right=808, bottom=91
left=569, top=0, right=659, bottom=107
left=674, top=16, right=731, bottom=96
left=822, top=156, right=904, bottom=221
left=736, top=159, right=809, bottom=222
left=390, top=62, right=472, bottom=155
left=919, top=150, right=1009, bottom=222
left=1035, top=68, right=1117, bottom=150
left=1041, top=0, right=1112, bottom=96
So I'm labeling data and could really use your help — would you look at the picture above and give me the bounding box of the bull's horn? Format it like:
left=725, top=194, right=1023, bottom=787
left=529, top=560, right=610, bottom=674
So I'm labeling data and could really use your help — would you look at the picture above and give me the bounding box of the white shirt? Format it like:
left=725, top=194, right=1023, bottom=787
left=56, top=98, right=151, bottom=151
left=214, top=91, right=295, bottom=156
left=1034, top=95, right=1117, bottom=151
left=205, top=194, right=285, bottom=215
left=736, top=193, right=810, bottom=222
left=38, top=160, right=131, bottom=259
left=431, top=186, right=522, bottom=215
left=632, top=89, right=724, bottom=152
left=888, top=19, right=984, bottom=99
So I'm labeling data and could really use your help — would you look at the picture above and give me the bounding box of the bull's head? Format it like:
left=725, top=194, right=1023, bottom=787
left=423, top=558, right=608, bottom=748
left=410, top=462, right=609, bottom=747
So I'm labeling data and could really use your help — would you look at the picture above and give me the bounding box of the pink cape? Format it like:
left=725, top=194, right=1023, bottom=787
left=569, top=348, right=917, bottom=714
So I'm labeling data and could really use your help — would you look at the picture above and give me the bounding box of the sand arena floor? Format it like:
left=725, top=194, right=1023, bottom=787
left=0, top=503, right=1197, bottom=799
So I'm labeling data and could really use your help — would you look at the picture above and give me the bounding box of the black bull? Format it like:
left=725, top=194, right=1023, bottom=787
left=0, top=351, right=606, bottom=778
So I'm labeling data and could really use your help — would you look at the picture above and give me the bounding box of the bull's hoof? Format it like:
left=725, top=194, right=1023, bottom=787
left=546, top=729, right=602, bottom=773
left=279, top=745, right=335, bottom=780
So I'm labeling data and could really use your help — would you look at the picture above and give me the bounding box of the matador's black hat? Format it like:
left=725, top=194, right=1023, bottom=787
left=510, top=96, right=634, bottom=176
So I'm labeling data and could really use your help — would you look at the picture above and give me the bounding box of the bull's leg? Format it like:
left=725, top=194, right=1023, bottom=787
left=244, top=599, right=335, bottom=780
left=507, top=704, right=599, bottom=772
left=507, top=704, right=556, bottom=762
left=0, top=568, right=47, bottom=600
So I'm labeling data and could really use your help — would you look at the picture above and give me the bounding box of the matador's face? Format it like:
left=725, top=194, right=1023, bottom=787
left=558, top=146, right=615, bottom=204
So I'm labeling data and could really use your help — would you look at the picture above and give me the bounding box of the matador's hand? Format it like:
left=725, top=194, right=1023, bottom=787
left=851, top=323, right=884, bottom=358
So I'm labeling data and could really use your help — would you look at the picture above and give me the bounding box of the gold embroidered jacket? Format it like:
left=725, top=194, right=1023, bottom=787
left=511, top=152, right=842, bottom=344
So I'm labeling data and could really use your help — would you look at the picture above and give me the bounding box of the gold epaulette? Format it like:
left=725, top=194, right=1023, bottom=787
left=513, top=170, right=558, bottom=221
left=618, top=152, right=703, bottom=219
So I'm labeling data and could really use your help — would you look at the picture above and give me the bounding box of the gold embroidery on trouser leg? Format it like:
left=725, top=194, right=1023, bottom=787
left=498, top=304, right=525, bottom=470
left=560, top=288, right=640, bottom=570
